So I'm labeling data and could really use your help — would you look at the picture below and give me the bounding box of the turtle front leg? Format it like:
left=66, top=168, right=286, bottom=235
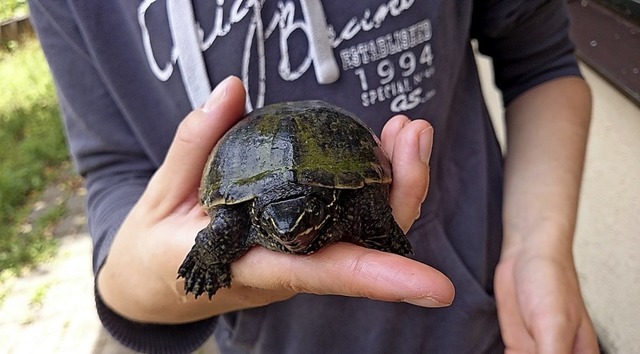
left=178, top=203, right=251, bottom=299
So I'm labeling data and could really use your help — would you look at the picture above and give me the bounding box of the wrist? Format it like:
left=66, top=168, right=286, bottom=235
left=501, top=220, right=576, bottom=263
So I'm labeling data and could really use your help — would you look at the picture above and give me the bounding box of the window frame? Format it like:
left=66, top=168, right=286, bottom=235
left=567, top=0, right=640, bottom=107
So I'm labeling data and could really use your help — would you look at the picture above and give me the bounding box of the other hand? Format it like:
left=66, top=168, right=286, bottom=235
left=495, top=244, right=598, bottom=353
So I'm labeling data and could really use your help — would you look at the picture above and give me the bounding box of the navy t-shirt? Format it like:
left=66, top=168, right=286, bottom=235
left=29, top=0, right=581, bottom=353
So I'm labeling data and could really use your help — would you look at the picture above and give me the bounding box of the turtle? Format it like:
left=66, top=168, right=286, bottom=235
left=178, top=100, right=413, bottom=299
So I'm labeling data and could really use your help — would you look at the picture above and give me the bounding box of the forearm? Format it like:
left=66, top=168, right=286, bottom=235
left=502, top=77, right=592, bottom=258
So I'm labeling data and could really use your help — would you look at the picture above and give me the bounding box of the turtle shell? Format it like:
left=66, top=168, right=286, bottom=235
left=200, top=100, right=392, bottom=207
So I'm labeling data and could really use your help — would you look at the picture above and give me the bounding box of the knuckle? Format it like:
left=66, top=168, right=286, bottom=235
left=174, top=112, right=203, bottom=148
left=532, top=311, right=576, bottom=336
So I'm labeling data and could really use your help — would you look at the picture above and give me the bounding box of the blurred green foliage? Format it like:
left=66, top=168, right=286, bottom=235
left=0, top=0, right=28, bottom=22
left=0, top=39, right=68, bottom=275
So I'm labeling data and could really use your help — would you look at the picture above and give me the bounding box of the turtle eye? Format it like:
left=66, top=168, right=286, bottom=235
left=303, top=198, right=327, bottom=227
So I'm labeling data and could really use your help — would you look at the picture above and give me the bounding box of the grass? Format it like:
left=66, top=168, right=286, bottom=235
left=28, top=280, right=52, bottom=308
left=0, top=0, right=28, bottom=23
left=0, top=38, right=69, bottom=278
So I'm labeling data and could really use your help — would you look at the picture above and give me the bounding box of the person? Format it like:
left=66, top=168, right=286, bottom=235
left=29, top=0, right=598, bottom=353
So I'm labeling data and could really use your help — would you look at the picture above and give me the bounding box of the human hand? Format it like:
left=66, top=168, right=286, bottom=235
left=495, top=244, right=598, bottom=353
left=97, top=76, right=454, bottom=324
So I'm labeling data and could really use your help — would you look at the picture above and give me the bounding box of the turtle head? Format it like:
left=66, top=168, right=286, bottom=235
left=259, top=194, right=332, bottom=253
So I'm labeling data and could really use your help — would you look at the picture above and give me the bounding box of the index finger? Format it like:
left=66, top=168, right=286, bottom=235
left=382, top=119, right=433, bottom=232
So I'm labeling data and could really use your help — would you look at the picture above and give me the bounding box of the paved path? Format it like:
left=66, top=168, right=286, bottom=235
left=0, top=232, right=124, bottom=353
left=0, top=183, right=216, bottom=353
left=0, top=181, right=138, bottom=353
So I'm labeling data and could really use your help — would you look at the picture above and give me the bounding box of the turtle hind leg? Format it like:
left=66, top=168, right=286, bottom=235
left=361, top=216, right=413, bottom=256
left=343, top=185, right=414, bottom=256
left=177, top=204, right=251, bottom=299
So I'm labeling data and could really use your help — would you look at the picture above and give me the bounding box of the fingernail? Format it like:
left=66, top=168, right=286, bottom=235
left=403, top=295, right=450, bottom=308
left=202, top=77, right=230, bottom=112
left=419, top=127, right=434, bottom=164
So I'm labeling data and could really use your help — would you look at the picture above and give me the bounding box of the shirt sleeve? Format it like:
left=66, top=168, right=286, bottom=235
left=28, top=1, right=216, bottom=352
left=471, top=0, right=582, bottom=106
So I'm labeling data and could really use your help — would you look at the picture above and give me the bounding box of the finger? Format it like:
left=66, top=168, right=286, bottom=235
left=531, top=304, right=585, bottom=354
left=573, top=316, right=599, bottom=354
left=536, top=321, right=577, bottom=354
left=535, top=310, right=599, bottom=354
left=388, top=120, right=433, bottom=232
left=380, top=115, right=410, bottom=159
left=232, top=243, right=455, bottom=307
left=495, top=260, right=536, bottom=351
left=145, top=76, right=246, bottom=211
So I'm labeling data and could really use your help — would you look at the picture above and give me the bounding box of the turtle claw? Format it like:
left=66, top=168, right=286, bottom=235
left=178, top=250, right=232, bottom=299
left=177, top=205, right=251, bottom=299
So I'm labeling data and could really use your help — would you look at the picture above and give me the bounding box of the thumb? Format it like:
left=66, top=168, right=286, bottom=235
left=232, top=242, right=455, bottom=307
left=144, top=76, right=246, bottom=211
